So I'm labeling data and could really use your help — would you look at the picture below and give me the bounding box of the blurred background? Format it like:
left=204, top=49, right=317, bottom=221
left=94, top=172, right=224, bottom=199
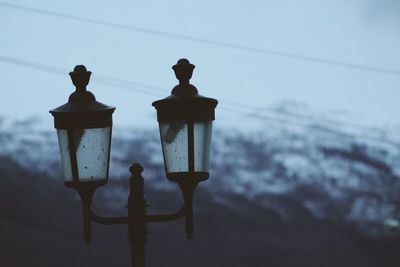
left=1, top=0, right=400, bottom=266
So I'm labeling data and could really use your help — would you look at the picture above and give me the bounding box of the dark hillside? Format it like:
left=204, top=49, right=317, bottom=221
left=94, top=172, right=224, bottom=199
left=1, top=154, right=399, bottom=266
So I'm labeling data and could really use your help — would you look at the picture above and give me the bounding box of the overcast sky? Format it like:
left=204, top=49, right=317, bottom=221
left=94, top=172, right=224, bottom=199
left=1, top=0, right=399, bottom=132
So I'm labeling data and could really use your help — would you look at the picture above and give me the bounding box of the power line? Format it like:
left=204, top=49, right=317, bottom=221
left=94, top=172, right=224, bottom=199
left=222, top=99, right=388, bottom=134
left=221, top=105, right=400, bottom=147
left=0, top=54, right=163, bottom=97
left=0, top=53, right=393, bottom=137
left=1, top=1, right=400, bottom=76
left=0, top=54, right=398, bottom=145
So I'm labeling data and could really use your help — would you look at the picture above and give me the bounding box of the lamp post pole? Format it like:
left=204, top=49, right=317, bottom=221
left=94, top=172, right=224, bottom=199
left=128, top=163, right=146, bottom=267
left=88, top=163, right=187, bottom=267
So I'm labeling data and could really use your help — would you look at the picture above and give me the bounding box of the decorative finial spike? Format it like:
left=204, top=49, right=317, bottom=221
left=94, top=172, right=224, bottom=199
left=172, top=58, right=195, bottom=84
left=74, top=65, right=88, bottom=72
left=130, top=163, right=144, bottom=176
left=170, top=58, right=198, bottom=97
left=69, top=65, right=92, bottom=91
left=177, top=58, right=190, bottom=64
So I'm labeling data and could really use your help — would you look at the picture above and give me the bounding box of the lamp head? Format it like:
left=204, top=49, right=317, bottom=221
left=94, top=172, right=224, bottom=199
left=152, top=59, right=218, bottom=188
left=50, top=65, right=115, bottom=189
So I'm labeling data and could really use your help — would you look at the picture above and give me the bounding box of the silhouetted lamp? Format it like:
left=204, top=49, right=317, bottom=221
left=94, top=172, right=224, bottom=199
left=50, top=65, right=115, bottom=191
left=153, top=59, right=218, bottom=194
left=49, top=60, right=217, bottom=267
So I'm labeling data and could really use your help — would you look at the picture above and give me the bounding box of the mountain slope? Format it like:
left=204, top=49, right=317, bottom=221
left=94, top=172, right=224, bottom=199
left=0, top=114, right=400, bottom=266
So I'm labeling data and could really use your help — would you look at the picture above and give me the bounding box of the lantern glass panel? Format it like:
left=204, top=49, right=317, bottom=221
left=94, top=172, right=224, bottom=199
left=57, top=127, right=111, bottom=182
left=159, top=121, right=188, bottom=173
left=57, top=129, right=72, bottom=181
left=194, top=121, right=213, bottom=172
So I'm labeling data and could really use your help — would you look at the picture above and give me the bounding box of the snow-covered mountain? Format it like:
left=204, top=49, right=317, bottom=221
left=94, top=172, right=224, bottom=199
left=1, top=106, right=399, bottom=236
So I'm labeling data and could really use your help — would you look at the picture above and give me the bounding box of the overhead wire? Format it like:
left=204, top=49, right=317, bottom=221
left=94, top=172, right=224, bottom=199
left=0, top=54, right=398, bottom=146
left=0, top=54, right=163, bottom=97
left=0, top=2, right=398, bottom=141
left=0, top=54, right=389, bottom=136
left=222, top=99, right=389, bottom=134
left=218, top=105, right=400, bottom=147
left=1, top=1, right=400, bottom=76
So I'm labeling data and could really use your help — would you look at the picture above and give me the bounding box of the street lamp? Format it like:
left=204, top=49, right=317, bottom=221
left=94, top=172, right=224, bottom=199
left=49, top=59, right=218, bottom=267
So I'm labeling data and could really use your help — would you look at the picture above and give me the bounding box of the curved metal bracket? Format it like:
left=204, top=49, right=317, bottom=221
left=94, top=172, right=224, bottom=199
left=88, top=204, right=187, bottom=225
left=75, top=163, right=197, bottom=253
left=145, top=205, right=186, bottom=223
left=90, top=210, right=128, bottom=225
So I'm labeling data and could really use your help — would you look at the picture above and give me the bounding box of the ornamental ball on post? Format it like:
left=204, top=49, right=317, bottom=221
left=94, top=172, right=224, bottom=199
left=49, top=65, right=115, bottom=190
left=152, top=59, right=218, bottom=191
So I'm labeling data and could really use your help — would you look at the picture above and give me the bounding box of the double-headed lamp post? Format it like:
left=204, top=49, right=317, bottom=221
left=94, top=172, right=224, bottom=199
left=49, top=59, right=218, bottom=267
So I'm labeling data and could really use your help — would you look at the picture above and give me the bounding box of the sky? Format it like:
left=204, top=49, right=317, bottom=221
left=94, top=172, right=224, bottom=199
left=0, top=0, right=400, bottom=132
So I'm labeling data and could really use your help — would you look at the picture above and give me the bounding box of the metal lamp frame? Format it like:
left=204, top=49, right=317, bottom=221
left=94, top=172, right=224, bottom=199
left=50, top=60, right=218, bottom=267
